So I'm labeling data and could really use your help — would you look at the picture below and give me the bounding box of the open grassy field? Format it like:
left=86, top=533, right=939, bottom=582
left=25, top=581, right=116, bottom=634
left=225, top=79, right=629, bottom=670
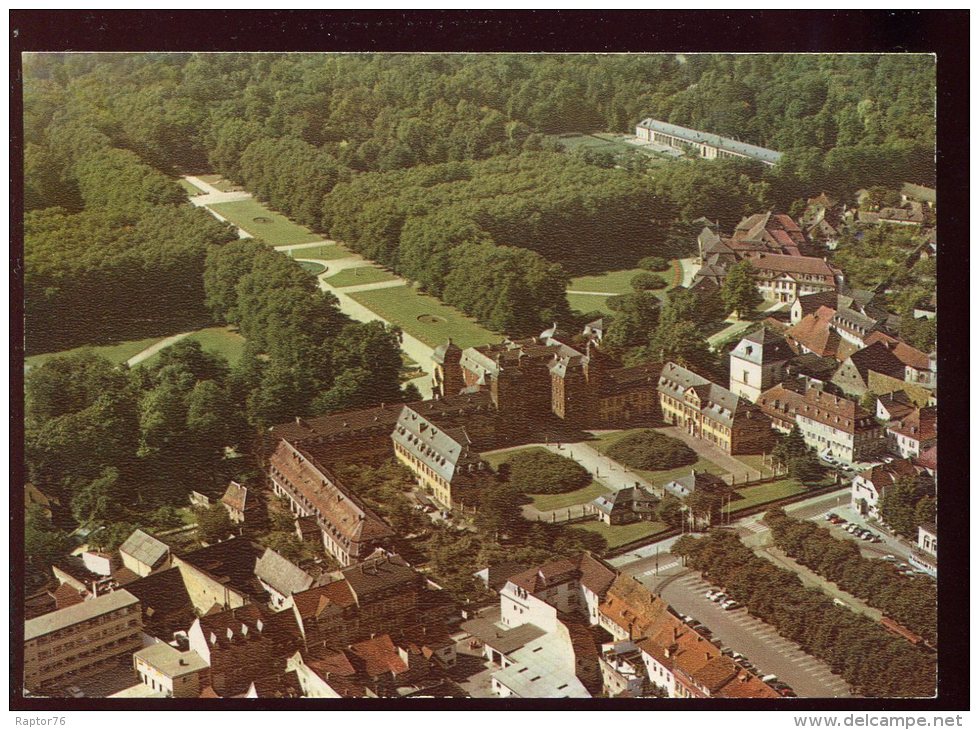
left=566, top=293, right=617, bottom=317
left=568, top=268, right=652, bottom=294
left=25, top=336, right=165, bottom=371
left=290, top=244, right=353, bottom=261
left=140, top=326, right=247, bottom=368
left=734, top=454, right=776, bottom=479
left=725, top=479, right=807, bottom=513
left=324, top=266, right=399, bottom=288
left=177, top=178, right=205, bottom=196
left=298, top=261, right=327, bottom=276
left=573, top=518, right=670, bottom=549
left=209, top=199, right=321, bottom=245
left=197, top=174, right=242, bottom=193
left=530, top=482, right=609, bottom=513
left=347, top=285, right=501, bottom=349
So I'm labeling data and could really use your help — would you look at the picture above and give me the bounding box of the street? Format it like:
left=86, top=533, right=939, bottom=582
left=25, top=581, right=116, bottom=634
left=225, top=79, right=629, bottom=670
left=643, top=568, right=853, bottom=698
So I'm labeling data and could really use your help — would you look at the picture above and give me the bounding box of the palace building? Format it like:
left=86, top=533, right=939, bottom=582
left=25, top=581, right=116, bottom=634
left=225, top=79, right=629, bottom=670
left=635, top=119, right=782, bottom=167
left=657, top=362, right=773, bottom=455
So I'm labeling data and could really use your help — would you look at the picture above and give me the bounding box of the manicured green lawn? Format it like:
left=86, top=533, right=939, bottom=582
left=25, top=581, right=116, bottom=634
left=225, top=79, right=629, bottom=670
left=25, top=336, right=165, bottom=371
left=298, top=261, right=327, bottom=276
left=567, top=292, right=616, bottom=317
left=289, top=244, right=353, bottom=261
left=568, top=268, right=652, bottom=295
left=209, top=199, right=321, bottom=245
left=531, top=482, right=609, bottom=512
left=324, top=266, right=399, bottom=288
left=178, top=178, right=205, bottom=196
left=734, top=454, right=775, bottom=478
left=140, top=327, right=247, bottom=368
left=347, top=285, right=501, bottom=349
left=197, top=174, right=241, bottom=193
left=573, top=519, right=670, bottom=549
left=725, top=479, right=807, bottom=513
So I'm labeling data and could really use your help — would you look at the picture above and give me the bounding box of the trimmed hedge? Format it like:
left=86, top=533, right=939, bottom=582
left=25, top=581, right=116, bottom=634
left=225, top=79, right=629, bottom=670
left=606, top=430, right=697, bottom=471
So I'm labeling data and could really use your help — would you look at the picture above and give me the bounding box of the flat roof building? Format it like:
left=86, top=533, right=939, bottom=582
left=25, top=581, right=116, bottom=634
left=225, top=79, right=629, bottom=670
left=636, top=118, right=782, bottom=166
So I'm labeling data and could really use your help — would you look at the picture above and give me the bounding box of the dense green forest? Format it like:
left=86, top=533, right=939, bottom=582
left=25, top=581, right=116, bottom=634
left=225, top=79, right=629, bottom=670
left=24, top=52, right=935, bottom=342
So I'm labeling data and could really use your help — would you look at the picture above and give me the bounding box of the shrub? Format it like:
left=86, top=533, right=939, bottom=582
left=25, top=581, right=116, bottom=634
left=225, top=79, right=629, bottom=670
left=639, top=256, right=670, bottom=272
left=630, top=272, right=667, bottom=291
left=504, top=448, right=592, bottom=495
left=606, top=430, right=697, bottom=471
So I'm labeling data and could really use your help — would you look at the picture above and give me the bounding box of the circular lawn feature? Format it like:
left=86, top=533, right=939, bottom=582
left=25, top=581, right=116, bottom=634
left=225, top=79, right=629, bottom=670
left=252, top=216, right=271, bottom=224
left=297, top=260, right=327, bottom=276
left=417, top=314, right=445, bottom=324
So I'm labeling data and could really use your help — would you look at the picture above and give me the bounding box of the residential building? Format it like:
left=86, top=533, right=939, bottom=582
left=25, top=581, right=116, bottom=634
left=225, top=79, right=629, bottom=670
left=635, top=118, right=782, bottom=166
left=832, top=342, right=907, bottom=398
left=658, top=362, right=774, bottom=455
left=757, top=383, right=883, bottom=464
left=875, top=391, right=917, bottom=422
left=473, top=562, right=532, bottom=594
left=123, top=567, right=196, bottom=643
left=24, top=590, right=142, bottom=694
left=187, top=602, right=304, bottom=697
left=593, top=486, right=658, bottom=526
left=728, top=327, right=795, bottom=402
left=119, top=529, right=170, bottom=578
left=133, top=642, right=209, bottom=698
left=850, top=458, right=921, bottom=517
left=284, top=552, right=454, bottom=652
left=598, top=574, right=777, bottom=699
left=392, top=403, right=493, bottom=511
left=220, top=481, right=257, bottom=525
left=665, top=470, right=730, bottom=499
left=599, top=641, right=650, bottom=697
left=253, top=548, right=314, bottom=609
left=887, top=406, right=937, bottom=460
left=267, top=440, right=395, bottom=566
left=864, top=332, right=936, bottom=390
left=171, top=538, right=266, bottom=614
left=917, top=523, right=937, bottom=558
left=742, top=252, right=842, bottom=303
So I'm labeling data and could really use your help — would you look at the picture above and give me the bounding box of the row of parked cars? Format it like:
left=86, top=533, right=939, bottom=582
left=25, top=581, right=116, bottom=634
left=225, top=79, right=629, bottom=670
left=679, top=606, right=797, bottom=697
left=825, top=513, right=882, bottom=542
left=704, top=588, right=741, bottom=610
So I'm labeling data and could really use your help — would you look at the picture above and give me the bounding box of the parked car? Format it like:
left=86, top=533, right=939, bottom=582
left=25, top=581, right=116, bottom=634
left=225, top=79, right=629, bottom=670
left=705, top=590, right=719, bottom=600
left=825, top=512, right=838, bottom=521
left=761, top=674, right=778, bottom=685
left=720, top=648, right=734, bottom=657
left=710, top=593, right=727, bottom=603
left=721, top=599, right=740, bottom=610
left=833, top=598, right=847, bottom=608
left=694, top=626, right=712, bottom=638
left=881, top=554, right=898, bottom=562
left=67, top=686, right=84, bottom=698
left=780, top=688, right=798, bottom=698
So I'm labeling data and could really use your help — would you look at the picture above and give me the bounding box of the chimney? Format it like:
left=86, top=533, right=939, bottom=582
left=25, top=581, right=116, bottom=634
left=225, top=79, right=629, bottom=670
left=227, top=628, right=234, bottom=642
left=179, top=658, right=188, bottom=666
left=256, top=620, right=263, bottom=633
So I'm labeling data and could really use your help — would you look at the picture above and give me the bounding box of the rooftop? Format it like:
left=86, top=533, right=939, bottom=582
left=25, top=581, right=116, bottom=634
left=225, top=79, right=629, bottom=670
left=119, top=529, right=170, bottom=568
left=254, top=548, right=314, bottom=597
left=25, top=589, right=138, bottom=641
left=134, top=642, right=208, bottom=678
left=491, top=631, right=591, bottom=698
left=637, top=118, right=782, bottom=164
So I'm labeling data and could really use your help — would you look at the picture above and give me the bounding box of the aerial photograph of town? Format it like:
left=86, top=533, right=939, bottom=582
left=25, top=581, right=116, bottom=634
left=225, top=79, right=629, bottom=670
left=17, top=42, right=945, bottom=705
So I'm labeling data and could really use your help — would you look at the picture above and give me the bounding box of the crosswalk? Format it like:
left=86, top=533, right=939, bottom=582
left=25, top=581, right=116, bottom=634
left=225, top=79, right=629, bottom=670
left=636, top=560, right=679, bottom=578
left=741, top=520, right=769, bottom=534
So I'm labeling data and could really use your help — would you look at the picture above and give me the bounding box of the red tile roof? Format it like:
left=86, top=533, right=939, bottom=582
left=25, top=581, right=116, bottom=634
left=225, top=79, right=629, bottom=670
left=347, top=634, right=409, bottom=678
left=785, top=306, right=843, bottom=359
left=864, top=331, right=931, bottom=370
left=758, top=384, right=877, bottom=435
left=889, top=407, right=937, bottom=443
left=746, top=252, right=840, bottom=278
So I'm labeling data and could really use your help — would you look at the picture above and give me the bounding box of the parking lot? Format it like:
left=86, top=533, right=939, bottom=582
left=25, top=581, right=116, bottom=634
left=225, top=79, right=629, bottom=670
left=641, top=568, right=853, bottom=698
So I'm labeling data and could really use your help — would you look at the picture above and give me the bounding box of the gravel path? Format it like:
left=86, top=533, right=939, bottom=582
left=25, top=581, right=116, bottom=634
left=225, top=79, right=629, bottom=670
left=125, top=331, right=195, bottom=367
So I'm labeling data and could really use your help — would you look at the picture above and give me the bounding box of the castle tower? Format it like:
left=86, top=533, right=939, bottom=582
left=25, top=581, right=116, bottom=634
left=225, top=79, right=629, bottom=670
left=431, top=339, right=463, bottom=397
left=729, top=328, right=794, bottom=402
